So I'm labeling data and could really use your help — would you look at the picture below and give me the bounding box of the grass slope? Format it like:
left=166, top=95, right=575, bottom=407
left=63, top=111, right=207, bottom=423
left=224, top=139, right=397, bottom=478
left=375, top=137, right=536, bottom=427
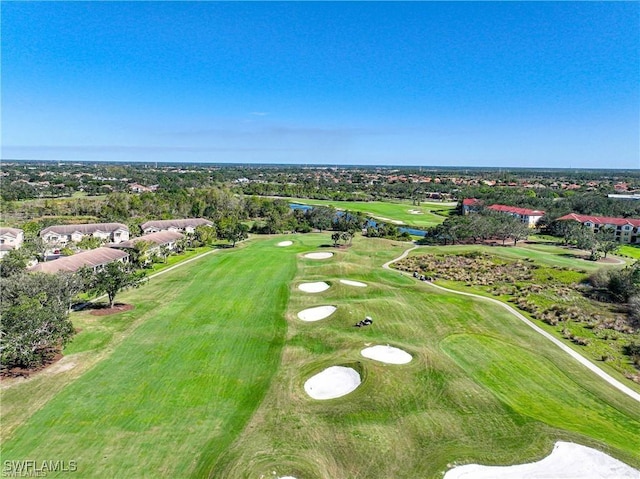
left=1, top=238, right=299, bottom=477
left=211, top=237, right=640, bottom=479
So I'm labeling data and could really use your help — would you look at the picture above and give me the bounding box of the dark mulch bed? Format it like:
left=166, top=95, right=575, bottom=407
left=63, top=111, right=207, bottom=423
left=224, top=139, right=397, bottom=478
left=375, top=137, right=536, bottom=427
left=1, top=353, right=63, bottom=379
left=89, top=303, right=135, bottom=316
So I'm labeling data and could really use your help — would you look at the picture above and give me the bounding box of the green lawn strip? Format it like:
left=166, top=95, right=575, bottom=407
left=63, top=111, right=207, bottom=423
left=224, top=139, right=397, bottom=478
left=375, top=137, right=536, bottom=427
left=1, top=236, right=301, bottom=478
left=618, top=245, right=640, bottom=260
left=276, top=196, right=454, bottom=228
left=441, top=334, right=640, bottom=465
left=209, top=237, right=640, bottom=478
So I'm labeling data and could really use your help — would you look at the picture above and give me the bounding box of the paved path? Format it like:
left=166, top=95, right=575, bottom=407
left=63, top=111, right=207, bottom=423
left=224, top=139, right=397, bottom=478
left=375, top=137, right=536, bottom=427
left=383, top=245, right=640, bottom=404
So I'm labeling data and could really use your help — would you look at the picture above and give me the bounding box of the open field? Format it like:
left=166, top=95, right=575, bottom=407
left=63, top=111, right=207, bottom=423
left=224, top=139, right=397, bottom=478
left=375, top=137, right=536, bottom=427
left=276, top=196, right=455, bottom=228
left=2, top=235, right=639, bottom=478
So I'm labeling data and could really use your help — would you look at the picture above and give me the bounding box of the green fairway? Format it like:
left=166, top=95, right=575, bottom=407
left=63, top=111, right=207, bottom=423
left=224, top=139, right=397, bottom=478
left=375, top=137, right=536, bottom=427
left=1, top=238, right=303, bottom=477
left=2, top=235, right=639, bottom=478
left=281, top=196, right=455, bottom=228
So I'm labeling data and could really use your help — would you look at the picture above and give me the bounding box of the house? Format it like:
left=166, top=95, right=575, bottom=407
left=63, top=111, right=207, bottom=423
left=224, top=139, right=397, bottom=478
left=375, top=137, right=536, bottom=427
left=29, top=247, right=129, bottom=274
left=40, top=223, right=129, bottom=246
left=140, top=218, right=213, bottom=235
left=487, top=204, right=545, bottom=228
left=557, top=213, right=640, bottom=245
left=0, top=227, right=24, bottom=258
left=111, top=230, right=184, bottom=252
left=462, top=198, right=481, bottom=215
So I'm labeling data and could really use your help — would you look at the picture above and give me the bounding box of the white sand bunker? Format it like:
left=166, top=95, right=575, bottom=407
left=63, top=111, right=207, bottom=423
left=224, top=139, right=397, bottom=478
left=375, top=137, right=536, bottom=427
left=298, top=281, right=330, bottom=293
left=297, top=305, right=337, bottom=322
left=277, top=240, right=293, bottom=247
left=444, top=441, right=640, bottom=479
left=304, top=366, right=361, bottom=400
left=361, top=345, right=412, bottom=364
left=304, top=251, right=333, bottom=259
left=408, top=209, right=423, bottom=214
left=340, top=279, right=367, bottom=287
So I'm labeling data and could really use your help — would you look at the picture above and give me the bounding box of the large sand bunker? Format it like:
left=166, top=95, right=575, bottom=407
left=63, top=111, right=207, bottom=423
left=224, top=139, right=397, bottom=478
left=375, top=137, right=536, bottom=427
left=444, top=442, right=640, bottom=479
left=339, top=279, right=367, bottom=287
left=277, top=240, right=293, bottom=247
left=304, top=366, right=361, bottom=400
left=297, top=305, right=337, bottom=322
left=361, top=345, right=412, bottom=364
left=298, top=282, right=330, bottom=293
left=304, top=252, right=333, bottom=259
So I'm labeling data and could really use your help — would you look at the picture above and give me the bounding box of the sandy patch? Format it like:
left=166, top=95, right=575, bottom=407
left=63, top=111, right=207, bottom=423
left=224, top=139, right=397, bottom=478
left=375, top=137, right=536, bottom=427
left=408, top=209, right=423, bottom=214
left=374, top=215, right=404, bottom=225
left=361, top=345, right=412, bottom=364
left=444, top=441, right=640, bottom=479
left=47, top=360, right=77, bottom=374
left=304, top=366, right=361, bottom=400
left=297, top=305, right=337, bottom=322
left=298, top=281, right=330, bottom=293
left=304, top=252, right=333, bottom=259
left=277, top=240, right=293, bottom=247
left=339, top=279, right=367, bottom=287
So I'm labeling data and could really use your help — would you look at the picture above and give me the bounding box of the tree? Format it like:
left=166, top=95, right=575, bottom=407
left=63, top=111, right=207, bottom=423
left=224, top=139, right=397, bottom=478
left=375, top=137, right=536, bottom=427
left=87, top=261, right=146, bottom=308
left=194, top=224, right=216, bottom=246
left=76, top=236, right=104, bottom=250
left=129, top=240, right=155, bottom=268
left=217, top=216, right=248, bottom=247
left=307, top=206, right=336, bottom=231
left=0, top=248, right=29, bottom=278
left=595, top=228, right=620, bottom=259
left=0, top=272, right=77, bottom=371
left=331, top=232, right=341, bottom=247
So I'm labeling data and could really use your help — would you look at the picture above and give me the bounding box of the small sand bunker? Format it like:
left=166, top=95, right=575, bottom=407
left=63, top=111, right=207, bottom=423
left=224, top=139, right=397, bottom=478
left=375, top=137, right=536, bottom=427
left=408, top=209, right=423, bottom=214
left=361, top=345, right=412, bottom=364
left=340, top=279, right=367, bottom=287
left=277, top=240, right=293, bottom=247
left=304, top=366, right=361, bottom=400
left=444, top=441, right=640, bottom=479
left=304, top=252, right=333, bottom=259
left=297, top=305, right=337, bottom=322
left=298, top=282, right=330, bottom=293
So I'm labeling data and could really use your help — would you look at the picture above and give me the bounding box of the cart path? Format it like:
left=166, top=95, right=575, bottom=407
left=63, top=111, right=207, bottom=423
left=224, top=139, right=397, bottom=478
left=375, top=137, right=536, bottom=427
left=383, top=245, right=640, bottom=404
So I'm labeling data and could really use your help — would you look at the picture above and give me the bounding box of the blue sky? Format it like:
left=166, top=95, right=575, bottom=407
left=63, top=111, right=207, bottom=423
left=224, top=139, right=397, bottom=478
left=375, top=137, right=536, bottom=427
left=2, top=1, right=639, bottom=168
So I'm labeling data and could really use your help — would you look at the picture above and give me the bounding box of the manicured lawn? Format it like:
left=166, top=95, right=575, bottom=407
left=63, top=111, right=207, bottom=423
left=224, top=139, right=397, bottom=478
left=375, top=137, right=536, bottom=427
left=2, top=234, right=639, bottom=478
left=280, top=196, right=455, bottom=228
left=208, top=237, right=640, bottom=478
left=1, top=237, right=304, bottom=477
left=619, top=244, right=640, bottom=260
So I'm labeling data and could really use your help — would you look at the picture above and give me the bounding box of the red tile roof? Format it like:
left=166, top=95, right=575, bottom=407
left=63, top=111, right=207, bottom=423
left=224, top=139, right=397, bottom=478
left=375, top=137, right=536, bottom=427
left=557, top=213, right=640, bottom=228
left=462, top=198, right=481, bottom=206
left=488, top=204, right=545, bottom=216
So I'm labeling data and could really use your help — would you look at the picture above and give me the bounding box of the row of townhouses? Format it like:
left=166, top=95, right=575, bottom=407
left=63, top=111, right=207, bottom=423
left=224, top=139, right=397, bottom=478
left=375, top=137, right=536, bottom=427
left=0, top=218, right=213, bottom=273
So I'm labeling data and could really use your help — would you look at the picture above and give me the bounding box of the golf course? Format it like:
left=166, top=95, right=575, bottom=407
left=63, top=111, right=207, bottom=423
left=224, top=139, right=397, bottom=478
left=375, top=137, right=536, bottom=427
left=282, top=197, right=455, bottom=228
left=1, top=234, right=639, bottom=478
